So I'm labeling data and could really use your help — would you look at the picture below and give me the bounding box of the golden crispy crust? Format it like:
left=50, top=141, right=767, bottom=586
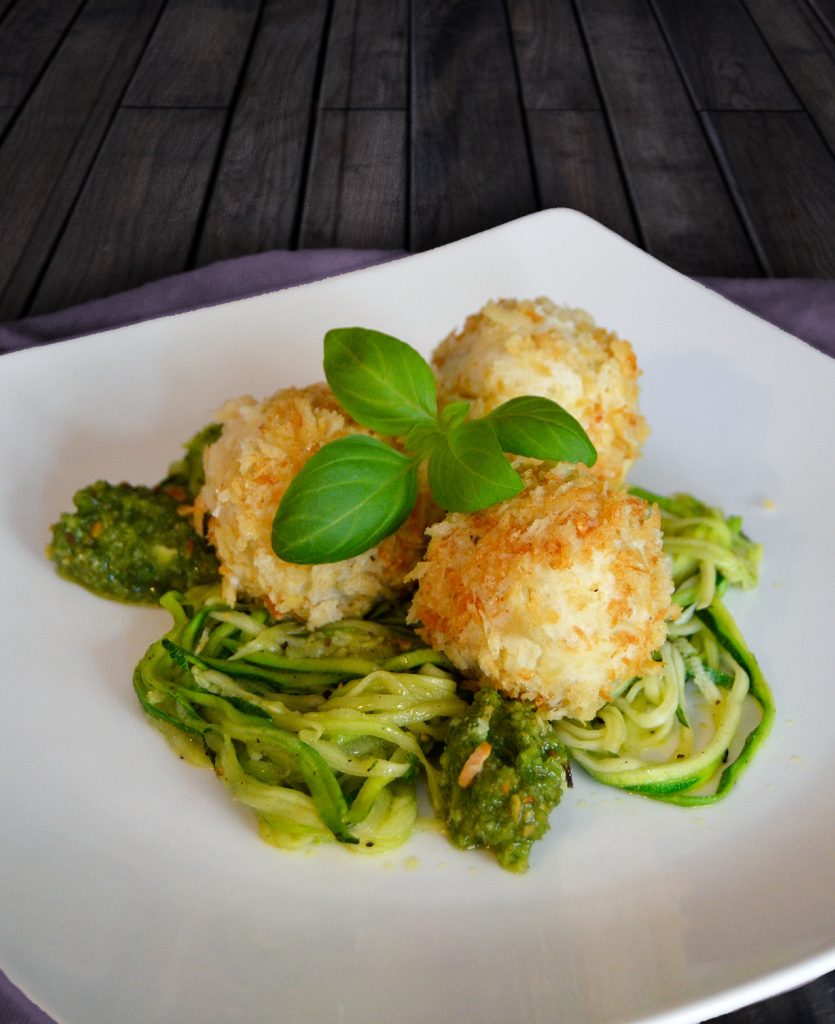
left=432, top=297, right=648, bottom=483
left=195, top=383, right=431, bottom=627
left=407, top=464, right=673, bottom=721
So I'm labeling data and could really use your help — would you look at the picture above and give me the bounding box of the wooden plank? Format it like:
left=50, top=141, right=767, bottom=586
left=410, top=0, right=537, bottom=251
left=527, top=110, right=638, bottom=242
left=0, top=0, right=86, bottom=106
left=712, top=970, right=835, bottom=1024
left=29, top=108, right=225, bottom=314
left=319, top=0, right=408, bottom=109
left=745, top=0, right=835, bottom=157
left=808, top=0, right=835, bottom=39
left=506, top=0, right=599, bottom=109
left=195, top=0, right=329, bottom=264
left=652, top=0, right=799, bottom=110
left=0, top=0, right=21, bottom=28
left=704, top=110, right=835, bottom=276
left=575, top=0, right=760, bottom=275
left=124, top=0, right=261, bottom=108
left=0, top=0, right=168, bottom=322
left=299, top=109, right=406, bottom=248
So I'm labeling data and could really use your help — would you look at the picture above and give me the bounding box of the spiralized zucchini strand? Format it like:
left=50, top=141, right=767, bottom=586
left=134, top=590, right=467, bottom=852
left=134, top=486, right=774, bottom=861
left=558, top=491, right=774, bottom=804
left=630, top=488, right=762, bottom=610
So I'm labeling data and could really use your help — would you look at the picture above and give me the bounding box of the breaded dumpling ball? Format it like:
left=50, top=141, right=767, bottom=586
left=432, top=297, right=648, bottom=483
left=195, top=383, right=432, bottom=628
left=407, top=464, right=672, bottom=721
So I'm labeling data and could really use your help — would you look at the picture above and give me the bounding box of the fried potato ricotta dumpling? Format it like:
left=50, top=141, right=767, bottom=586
left=432, top=297, right=649, bottom=483
left=194, top=383, right=433, bottom=628
left=407, top=463, right=673, bottom=722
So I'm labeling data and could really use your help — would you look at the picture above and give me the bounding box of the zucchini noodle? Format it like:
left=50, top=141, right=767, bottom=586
left=556, top=490, right=774, bottom=804
left=630, top=488, right=762, bottom=608
left=132, top=486, right=775, bottom=861
left=134, top=589, right=467, bottom=851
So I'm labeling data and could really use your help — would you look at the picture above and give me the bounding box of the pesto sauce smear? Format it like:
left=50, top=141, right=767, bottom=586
left=440, top=688, right=568, bottom=872
left=49, top=420, right=572, bottom=869
left=48, top=425, right=221, bottom=604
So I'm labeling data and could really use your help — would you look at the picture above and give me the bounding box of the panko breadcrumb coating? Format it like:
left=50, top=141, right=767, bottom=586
left=432, top=297, right=648, bottom=483
left=407, top=463, right=673, bottom=721
left=195, top=383, right=432, bottom=627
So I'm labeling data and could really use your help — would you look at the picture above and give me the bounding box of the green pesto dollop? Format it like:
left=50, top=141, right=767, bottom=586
left=163, top=422, right=222, bottom=498
left=48, top=480, right=220, bottom=604
left=440, top=688, right=568, bottom=872
left=48, top=423, right=223, bottom=604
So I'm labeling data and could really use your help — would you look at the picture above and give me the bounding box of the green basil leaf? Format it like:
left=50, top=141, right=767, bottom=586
left=486, top=396, right=597, bottom=466
left=324, top=327, right=437, bottom=435
left=428, top=420, right=524, bottom=512
left=439, top=399, right=471, bottom=430
left=272, top=436, right=418, bottom=564
left=403, top=421, right=444, bottom=457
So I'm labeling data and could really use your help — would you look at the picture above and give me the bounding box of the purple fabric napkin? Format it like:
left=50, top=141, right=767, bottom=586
left=698, top=276, right=835, bottom=356
left=0, top=249, right=833, bottom=356
left=0, top=976, right=55, bottom=1024
left=1, top=249, right=833, bottom=1024
left=0, top=249, right=401, bottom=354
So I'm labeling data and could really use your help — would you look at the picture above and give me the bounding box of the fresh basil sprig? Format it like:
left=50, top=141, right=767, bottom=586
left=272, top=327, right=597, bottom=564
left=426, top=419, right=524, bottom=512
left=271, top=435, right=419, bottom=564
left=486, top=395, right=597, bottom=465
left=322, top=327, right=437, bottom=434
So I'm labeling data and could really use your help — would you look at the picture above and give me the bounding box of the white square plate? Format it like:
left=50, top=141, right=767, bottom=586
left=2, top=210, right=834, bottom=1024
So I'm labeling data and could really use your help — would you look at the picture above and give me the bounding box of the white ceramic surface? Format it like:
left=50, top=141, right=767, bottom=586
left=1, top=210, right=834, bottom=1024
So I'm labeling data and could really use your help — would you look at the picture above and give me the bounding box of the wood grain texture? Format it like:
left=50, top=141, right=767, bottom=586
left=652, top=0, right=799, bottom=110
left=0, top=0, right=85, bottom=106
left=29, top=108, right=225, bottom=314
left=745, top=0, right=835, bottom=156
left=320, top=0, right=408, bottom=109
left=123, top=0, right=261, bottom=108
left=0, top=0, right=168, bottom=321
left=527, top=110, right=637, bottom=242
left=195, top=0, right=329, bottom=264
left=576, top=0, right=760, bottom=275
left=410, top=0, right=537, bottom=250
left=710, top=970, right=835, bottom=1023
left=506, top=0, right=599, bottom=109
left=299, top=109, right=406, bottom=247
left=705, top=110, right=835, bottom=276
left=808, top=0, right=835, bottom=39
left=2, top=0, right=835, bottom=325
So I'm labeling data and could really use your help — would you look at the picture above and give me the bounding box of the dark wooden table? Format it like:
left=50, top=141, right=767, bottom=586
left=1, top=2, right=834, bottom=1022
left=2, top=0, right=835, bottom=322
